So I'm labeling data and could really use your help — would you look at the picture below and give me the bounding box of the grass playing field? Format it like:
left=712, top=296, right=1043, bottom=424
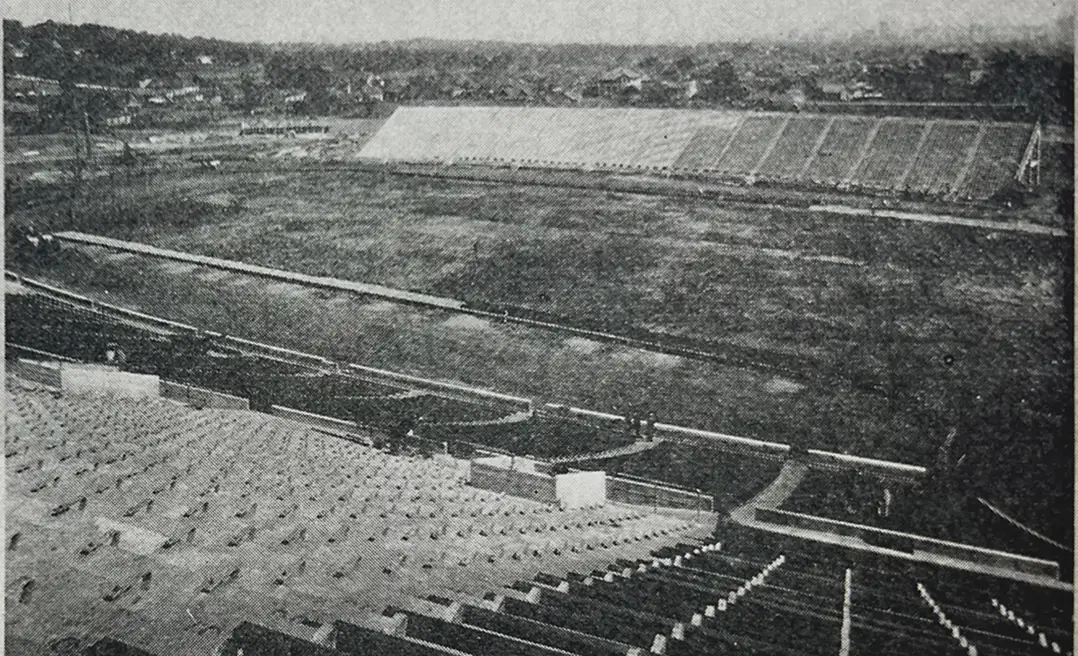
left=7, top=159, right=1073, bottom=546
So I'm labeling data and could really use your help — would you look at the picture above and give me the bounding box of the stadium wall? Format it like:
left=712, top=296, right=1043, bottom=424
left=358, top=106, right=1037, bottom=201
left=753, top=506, right=1061, bottom=579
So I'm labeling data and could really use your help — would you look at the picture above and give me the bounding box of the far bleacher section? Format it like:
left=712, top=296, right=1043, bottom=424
left=358, top=107, right=1038, bottom=202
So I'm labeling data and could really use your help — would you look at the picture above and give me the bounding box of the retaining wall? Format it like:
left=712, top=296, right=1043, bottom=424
left=470, top=456, right=606, bottom=509
left=607, top=476, right=713, bottom=511
left=60, top=364, right=159, bottom=398
left=271, top=405, right=368, bottom=443
left=16, top=358, right=62, bottom=388
left=161, top=381, right=249, bottom=410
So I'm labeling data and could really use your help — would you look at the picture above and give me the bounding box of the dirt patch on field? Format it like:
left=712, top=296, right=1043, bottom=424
left=764, top=377, right=806, bottom=395
left=358, top=300, right=399, bottom=314
left=192, top=269, right=232, bottom=283
left=156, top=260, right=198, bottom=275
left=443, top=314, right=492, bottom=331
left=263, top=282, right=313, bottom=299
left=564, top=336, right=603, bottom=354
left=610, top=349, right=683, bottom=370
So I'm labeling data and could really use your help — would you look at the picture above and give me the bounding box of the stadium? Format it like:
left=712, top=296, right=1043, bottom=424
left=5, top=97, right=1073, bottom=656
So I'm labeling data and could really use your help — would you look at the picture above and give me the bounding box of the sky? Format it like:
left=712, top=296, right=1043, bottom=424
left=6, top=0, right=1070, bottom=44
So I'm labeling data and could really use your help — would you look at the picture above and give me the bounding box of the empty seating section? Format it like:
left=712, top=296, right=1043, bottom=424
left=360, top=107, right=1035, bottom=200
left=672, top=123, right=738, bottom=170
left=756, top=116, right=832, bottom=181
left=959, top=124, right=1032, bottom=200
left=850, top=119, right=929, bottom=190
left=6, top=380, right=703, bottom=655
left=330, top=520, right=1071, bottom=656
left=904, top=122, right=982, bottom=195
left=637, top=111, right=700, bottom=168
left=712, top=115, right=788, bottom=176
left=802, top=117, right=877, bottom=184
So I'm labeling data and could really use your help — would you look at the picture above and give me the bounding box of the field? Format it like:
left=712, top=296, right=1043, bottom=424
left=7, top=156, right=1073, bottom=548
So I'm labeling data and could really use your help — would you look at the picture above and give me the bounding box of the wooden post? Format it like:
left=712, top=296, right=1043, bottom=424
left=839, top=568, right=853, bottom=656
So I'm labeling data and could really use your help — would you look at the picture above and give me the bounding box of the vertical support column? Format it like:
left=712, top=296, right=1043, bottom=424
left=839, top=568, right=853, bottom=656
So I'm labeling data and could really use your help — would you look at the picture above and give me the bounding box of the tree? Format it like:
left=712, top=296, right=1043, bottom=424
left=700, top=60, right=744, bottom=103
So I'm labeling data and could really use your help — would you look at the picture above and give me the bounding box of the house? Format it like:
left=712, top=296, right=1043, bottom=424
left=359, top=83, right=384, bottom=102
left=494, top=81, right=533, bottom=103
left=105, top=114, right=133, bottom=126
left=165, top=85, right=201, bottom=100
left=196, top=55, right=214, bottom=66
left=596, top=67, right=648, bottom=96
left=283, top=91, right=308, bottom=104
left=542, top=87, right=582, bottom=105
left=818, top=80, right=853, bottom=101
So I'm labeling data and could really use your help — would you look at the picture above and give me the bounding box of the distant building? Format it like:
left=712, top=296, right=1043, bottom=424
left=596, top=67, right=648, bottom=96
left=283, top=91, right=308, bottom=104
left=196, top=55, right=214, bottom=65
left=494, top=81, right=533, bottom=103
left=818, top=81, right=852, bottom=101
left=104, top=114, right=133, bottom=126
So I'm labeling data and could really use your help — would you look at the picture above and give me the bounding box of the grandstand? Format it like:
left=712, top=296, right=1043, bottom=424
left=5, top=377, right=708, bottom=655
left=6, top=288, right=1072, bottom=655
left=358, top=107, right=1041, bottom=202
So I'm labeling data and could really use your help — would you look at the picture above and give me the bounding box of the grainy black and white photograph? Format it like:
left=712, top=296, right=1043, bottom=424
left=2, top=0, right=1075, bottom=654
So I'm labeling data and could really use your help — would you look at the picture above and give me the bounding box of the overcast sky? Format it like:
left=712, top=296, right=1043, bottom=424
left=6, top=0, right=1069, bottom=44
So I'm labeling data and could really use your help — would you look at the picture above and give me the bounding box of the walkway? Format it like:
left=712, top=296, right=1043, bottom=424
left=54, top=231, right=466, bottom=311
left=545, top=438, right=664, bottom=465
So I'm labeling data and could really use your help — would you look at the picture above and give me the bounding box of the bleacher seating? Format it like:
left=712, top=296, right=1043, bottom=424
left=755, top=115, right=832, bottom=181
left=958, top=124, right=1034, bottom=200
left=802, top=117, right=877, bottom=184
left=358, top=107, right=1037, bottom=201
left=713, top=115, right=789, bottom=176
left=5, top=379, right=705, bottom=655
left=903, top=121, right=982, bottom=196
left=849, top=119, right=929, bottom=190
